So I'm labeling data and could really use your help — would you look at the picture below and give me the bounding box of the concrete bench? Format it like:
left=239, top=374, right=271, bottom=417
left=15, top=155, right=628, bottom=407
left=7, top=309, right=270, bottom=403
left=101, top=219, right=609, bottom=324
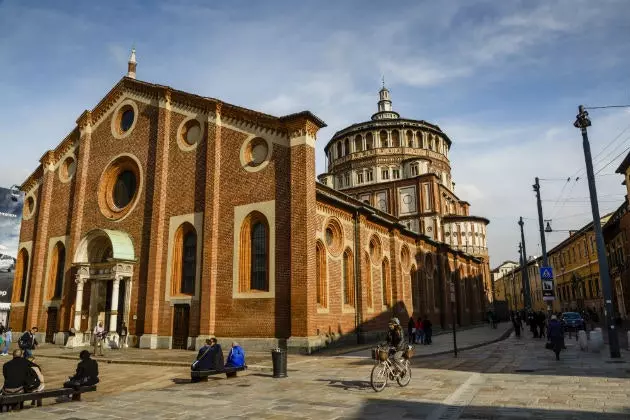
left=191, top=365, right=247, bottom=382
left=0, top=385, right=97, bottom=412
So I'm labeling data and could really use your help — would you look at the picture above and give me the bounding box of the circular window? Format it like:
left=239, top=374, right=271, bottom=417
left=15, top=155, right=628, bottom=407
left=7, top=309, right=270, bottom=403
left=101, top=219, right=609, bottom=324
left=119, top=106, right=134, bottom=133
left=24, top=196, right=35, bottom=218
left=59, top=156, right=76, bottom=182
left=178, top=118, right=204, bottom=150
left=241, top=137, right=271, bottom=172
left=111, top=101, right=138, bottom=139
left=324, top=218, right=343, bottom=256
left=98, top=155, right=142, bottom=221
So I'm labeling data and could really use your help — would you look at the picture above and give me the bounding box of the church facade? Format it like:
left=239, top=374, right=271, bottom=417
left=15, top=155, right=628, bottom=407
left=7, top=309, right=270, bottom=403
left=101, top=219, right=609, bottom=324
left=10, top=51, right=488, bottom=351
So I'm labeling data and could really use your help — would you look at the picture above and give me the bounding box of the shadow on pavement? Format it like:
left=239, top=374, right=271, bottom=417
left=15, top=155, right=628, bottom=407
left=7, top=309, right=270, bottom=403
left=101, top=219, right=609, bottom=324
left=354, top=398, right=630, bottom=420
left=316, top=378, right=371, bottom=391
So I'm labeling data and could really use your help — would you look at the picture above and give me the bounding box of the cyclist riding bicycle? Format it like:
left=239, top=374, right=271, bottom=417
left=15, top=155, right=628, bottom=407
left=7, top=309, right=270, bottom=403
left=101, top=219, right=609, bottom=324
left=386, top=318, right=406, bottom=371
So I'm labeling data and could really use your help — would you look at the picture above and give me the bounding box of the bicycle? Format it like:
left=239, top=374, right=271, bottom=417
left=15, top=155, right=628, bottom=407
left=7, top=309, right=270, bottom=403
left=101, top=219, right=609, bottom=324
left=370, top=344, right=413, bottom=392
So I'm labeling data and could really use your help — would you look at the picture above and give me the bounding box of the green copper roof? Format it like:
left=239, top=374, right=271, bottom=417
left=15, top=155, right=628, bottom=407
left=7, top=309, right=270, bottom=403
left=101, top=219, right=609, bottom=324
left=101, top=229, right=135, bottom=261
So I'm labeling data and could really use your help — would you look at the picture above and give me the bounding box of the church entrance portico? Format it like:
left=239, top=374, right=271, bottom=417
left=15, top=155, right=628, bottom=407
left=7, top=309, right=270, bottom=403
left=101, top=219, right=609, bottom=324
left=67, top=229, right=135, bottom=348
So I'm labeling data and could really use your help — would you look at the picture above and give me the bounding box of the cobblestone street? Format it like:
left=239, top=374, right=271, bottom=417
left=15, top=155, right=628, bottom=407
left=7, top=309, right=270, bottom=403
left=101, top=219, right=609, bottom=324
left=3, top=328, right=629, bottom=419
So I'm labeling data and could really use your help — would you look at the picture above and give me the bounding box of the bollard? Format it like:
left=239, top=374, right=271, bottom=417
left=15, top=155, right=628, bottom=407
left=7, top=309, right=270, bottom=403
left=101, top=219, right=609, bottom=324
left=589, top=330, right=603, bottom=353
left=271, top=348, right=287, bottom=378
left=578, top=330, right=588, bottom=351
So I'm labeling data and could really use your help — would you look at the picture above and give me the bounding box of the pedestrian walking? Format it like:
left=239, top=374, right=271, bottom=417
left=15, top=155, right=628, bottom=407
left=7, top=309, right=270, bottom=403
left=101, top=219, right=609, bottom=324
left=18, top=327, right=38, bottom=359
left=513, top=313, right=522, bottom=338
left=415, top=317, right=424, bottom=345
left=423, top=317, right=433, bottom=345
left=1, top=328, right=12, bottom=355
left=93, top=322, right=105, bottom=356
left=547, top=315, right=564, bottom=360
left=407, top=316, right=415, bottom=344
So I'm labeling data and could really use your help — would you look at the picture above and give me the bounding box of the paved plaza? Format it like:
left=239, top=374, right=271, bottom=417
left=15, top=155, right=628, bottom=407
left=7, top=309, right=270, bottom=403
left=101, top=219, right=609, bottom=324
left=1, top=324, right=629, bottom=419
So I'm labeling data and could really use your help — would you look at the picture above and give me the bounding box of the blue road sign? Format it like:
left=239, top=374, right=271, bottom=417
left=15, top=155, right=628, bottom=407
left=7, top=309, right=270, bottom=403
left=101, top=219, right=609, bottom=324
left=540, top=267, right=553, bottom=280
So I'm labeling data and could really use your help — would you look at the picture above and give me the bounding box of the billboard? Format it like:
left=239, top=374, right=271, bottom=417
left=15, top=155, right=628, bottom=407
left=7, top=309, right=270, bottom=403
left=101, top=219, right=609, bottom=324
left=0, top=186, right=23, bottom=306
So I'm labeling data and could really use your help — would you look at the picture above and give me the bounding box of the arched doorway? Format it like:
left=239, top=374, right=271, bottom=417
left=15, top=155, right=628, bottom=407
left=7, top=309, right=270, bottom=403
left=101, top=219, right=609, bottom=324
left=70, top=229, right=135, bottom=348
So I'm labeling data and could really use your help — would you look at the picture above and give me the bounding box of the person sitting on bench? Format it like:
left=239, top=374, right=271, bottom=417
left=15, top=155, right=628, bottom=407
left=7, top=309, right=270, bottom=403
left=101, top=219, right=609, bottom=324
left=191, top=338, right=224, bottom=381
left=225, top=342, right=245, bottom=368
left=64, top=350, right=99, bottom=388
left=2, top=350, right=37, bottom=395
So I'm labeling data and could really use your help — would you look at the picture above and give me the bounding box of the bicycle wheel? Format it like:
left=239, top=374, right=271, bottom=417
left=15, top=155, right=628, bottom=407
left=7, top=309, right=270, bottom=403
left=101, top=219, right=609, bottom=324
left=370, top=363, right=388, bottom=392
left=396, top=360, right=411, bottom=387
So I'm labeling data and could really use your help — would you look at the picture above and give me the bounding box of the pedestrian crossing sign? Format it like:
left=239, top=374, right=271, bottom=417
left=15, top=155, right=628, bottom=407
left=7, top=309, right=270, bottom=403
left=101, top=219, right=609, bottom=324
left=540, top=267, right=553, bottom=280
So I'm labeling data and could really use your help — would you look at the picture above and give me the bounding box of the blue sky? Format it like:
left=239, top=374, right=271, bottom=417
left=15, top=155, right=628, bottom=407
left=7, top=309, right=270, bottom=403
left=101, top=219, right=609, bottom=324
left=1, top=0, right=630, bottom=265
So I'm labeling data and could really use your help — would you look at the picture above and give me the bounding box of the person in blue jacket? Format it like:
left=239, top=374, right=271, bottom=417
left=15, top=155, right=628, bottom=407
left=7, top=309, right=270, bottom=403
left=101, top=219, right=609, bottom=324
left=225, top=342, right=245, bottom=368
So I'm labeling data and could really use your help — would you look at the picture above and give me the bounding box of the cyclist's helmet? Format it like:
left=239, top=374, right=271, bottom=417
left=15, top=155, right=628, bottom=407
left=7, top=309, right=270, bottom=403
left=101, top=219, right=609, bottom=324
left=390, top=317, right=400, bottom=326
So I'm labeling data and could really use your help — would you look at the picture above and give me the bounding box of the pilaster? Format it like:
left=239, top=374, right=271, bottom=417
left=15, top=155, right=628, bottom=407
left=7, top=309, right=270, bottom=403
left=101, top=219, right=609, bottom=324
left=142, top=88, right=172, bottom=342
left=25, top=150, right=56, bottom=330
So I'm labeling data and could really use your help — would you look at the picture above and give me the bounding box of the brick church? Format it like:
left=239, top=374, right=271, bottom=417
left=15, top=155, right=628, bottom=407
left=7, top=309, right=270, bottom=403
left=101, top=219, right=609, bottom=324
left=10, top=50, right=489, bottom=352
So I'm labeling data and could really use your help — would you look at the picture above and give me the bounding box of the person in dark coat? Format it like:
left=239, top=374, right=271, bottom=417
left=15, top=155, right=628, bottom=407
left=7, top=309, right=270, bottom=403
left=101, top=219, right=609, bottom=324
left=2, top=350, right=36, bottom=394
left=407, top=316, right=415, bottom=344
left=513, top=313, right=522, bottom=338
left=191, top=338, right=224, bottom=382
left=423, top=317, right=433, bottom=345
left=64, top=350, right=99, bottom=388
left=547, top=315, right=564, bottom=361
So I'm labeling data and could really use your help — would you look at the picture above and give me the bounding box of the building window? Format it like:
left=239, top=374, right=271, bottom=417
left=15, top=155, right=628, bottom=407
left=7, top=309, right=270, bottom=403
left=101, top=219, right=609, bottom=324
left=354, top=135, right=362, bottom=152
left=47, top=242, right=65, bottom=300
left=171, top=223, right=197, bottom=295
left=343, top=249, right=355, bottom=306
left=364, top=252, right=373, bottom=309
left=316, top=241, right=327, bottom=308
left=382, top=169, right=389, bottom=180
left=120, top=107, right=135, bottom=133
left=13, top=249, right=29, bottom=303
left=366, top=133, right=374, bottom=149
left=336, top=142, right=342, bottom=159
left=411, top=164, right=419, bottom=176
left=337, top=176, right=343, bottom=188
left=98, top=155, right=142, bottom=221
left=382, top=258, right=391, bottom=306
left=344, top=173, right=350, bottom=186
left=239, top=211, right=270, bottom=292
left=406, top=130, right=413, bottom=147
left=357, top=172, right=364, bottom=184
left=113, top=170, right=137, bottom=208
left=392, top=169, right=400, bottom=179
left=366, top=170, right=373, bottom=182
left=344, top=138, right=350, bottom=156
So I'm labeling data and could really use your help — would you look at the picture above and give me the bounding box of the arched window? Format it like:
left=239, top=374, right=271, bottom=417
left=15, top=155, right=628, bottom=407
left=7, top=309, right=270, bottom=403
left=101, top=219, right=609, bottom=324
left=392, top=130, right=400, bottom=147
left=366, top=133, right=373, bottom=150
left=13, top=249, right=29, bottom=303
left=406, top=130, right=413, bottom=147
left=379, top=130, right=388, bottom=147
left=316, top=241, right=327, bottom=308
left=47, top=242, right=65, bottom=300
left=364, top=252, right=373, bottom=309
left=336, top=142, right=342, bottom=159
left=381, top=258, right=391, bottom=306
left=342, top=249, right=355, bottom=306
left=354, top=135, right=362, bottom=152
left=171, top=223, right=197, bottom=296
left=344, top=138, right=350, bottom=156
left=239, top=212, right=270, bottom=292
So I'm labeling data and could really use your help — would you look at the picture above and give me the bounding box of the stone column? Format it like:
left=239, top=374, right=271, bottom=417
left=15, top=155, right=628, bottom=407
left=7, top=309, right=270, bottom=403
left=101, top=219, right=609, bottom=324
left=73, top=277, right=86, bottom=331
left=109, top=277, right=121, bottom=333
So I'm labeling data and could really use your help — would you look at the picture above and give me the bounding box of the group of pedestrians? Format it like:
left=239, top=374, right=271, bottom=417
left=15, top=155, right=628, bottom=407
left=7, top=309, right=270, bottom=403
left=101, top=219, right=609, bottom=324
left=510, top=310, right=566, bottom=361
left=407, top=315, right=432, bottom=345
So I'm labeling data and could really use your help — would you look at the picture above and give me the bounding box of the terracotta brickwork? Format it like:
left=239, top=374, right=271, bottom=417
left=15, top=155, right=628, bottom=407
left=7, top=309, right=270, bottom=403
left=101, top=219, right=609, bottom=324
left=11, top=75, right=485, bottom=352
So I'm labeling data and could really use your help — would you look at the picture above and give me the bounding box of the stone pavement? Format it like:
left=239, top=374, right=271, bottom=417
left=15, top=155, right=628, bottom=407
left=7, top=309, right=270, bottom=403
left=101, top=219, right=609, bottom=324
left=4, top=329, right=630, bottom=419
left=341, top=322, right=512, bottom=359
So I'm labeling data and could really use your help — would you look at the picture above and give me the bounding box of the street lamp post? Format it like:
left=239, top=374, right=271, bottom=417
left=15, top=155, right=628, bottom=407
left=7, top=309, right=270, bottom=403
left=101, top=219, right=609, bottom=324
left=518, top=218, right=533, bottom=311
left=573, top=105, right=621, bottom=358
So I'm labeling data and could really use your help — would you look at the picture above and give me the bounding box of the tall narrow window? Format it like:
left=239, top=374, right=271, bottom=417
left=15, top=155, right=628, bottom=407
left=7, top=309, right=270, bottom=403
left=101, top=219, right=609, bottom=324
left=364, top=252, right=373, bottom=309
left=239, top=212, right=270, bottom=292
left=48, top=242, right=66, bottom=300
left=171, top=223, right=197, bottom=296
left=392, top=169, right=400, bottom=179
left=343, top=249, right=355, bottom=306
left=366, top=170, right=373, bottom=182
left=382, top=258, right=391, bottom=306
left=13, top=249, right=29, bottom=303
left=344, top=138, right=350, bottom=156
left=366, top=133, right=374, bottom=149
left=181, top=230, right=197, bottom=294
left=357, top=172, right=364, bottom=184
left=336, top=142, right=342, bottom=158
left=316, top=241, right=327, bottom=308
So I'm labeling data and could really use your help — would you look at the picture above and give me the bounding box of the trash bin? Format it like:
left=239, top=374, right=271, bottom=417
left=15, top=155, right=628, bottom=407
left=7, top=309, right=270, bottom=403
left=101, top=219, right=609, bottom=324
left=271, top=348, right=287, bottom=378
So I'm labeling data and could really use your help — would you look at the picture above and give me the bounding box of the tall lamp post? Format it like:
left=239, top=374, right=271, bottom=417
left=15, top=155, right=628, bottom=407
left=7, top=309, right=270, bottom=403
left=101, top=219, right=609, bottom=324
left=574, top=105, right=621, bottom=358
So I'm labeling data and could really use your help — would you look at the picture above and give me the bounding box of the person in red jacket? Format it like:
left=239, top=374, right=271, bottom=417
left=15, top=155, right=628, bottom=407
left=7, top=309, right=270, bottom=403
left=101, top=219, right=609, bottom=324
left=415, top=318, right=424, bottom=344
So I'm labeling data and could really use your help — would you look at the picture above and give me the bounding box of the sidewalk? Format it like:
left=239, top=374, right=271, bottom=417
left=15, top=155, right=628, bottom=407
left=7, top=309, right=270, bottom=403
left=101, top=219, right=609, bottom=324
left=338, top=322, right=513, bottom=358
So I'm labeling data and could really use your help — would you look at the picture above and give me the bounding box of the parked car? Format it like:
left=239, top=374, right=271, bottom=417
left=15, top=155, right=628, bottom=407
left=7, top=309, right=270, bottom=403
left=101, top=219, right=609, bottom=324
left=0, top=254, right=15, bottom=272
left=561, top=312, right=585, bottom=331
